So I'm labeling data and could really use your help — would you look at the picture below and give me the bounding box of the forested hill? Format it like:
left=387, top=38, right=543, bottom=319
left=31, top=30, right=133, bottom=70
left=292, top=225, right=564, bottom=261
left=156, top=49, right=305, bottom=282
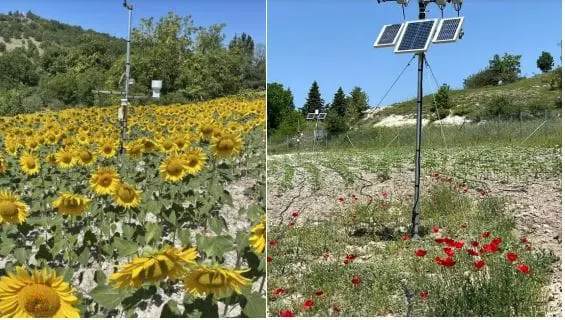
left=0, top=10, right=265, bottom=116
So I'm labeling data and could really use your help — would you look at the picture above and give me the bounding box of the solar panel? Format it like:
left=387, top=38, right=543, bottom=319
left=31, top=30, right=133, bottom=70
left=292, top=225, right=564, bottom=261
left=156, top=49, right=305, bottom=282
left=395, top=19, right=438, bottom=54
left=306, top=113, right=316, bottom=120
left=374, top=23, right=404, bottom=48
left=316, top=113, right=327, bottom=120
left=433, top=17, right=464, bottom=43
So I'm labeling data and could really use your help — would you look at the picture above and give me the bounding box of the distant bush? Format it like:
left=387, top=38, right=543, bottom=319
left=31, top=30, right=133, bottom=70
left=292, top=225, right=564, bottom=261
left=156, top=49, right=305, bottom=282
left=464, top=68, right=499, bottom=89
left=550, top=66, right=561, bottom=90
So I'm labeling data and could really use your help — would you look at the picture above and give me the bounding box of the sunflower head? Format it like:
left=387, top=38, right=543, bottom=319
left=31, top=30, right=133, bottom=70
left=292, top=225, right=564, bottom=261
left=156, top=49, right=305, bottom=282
left=110, top=247, right=198, bottom=288
left=55, top=147, right=76, bottom=169
left=182, top=265, right=251, bottom=298
left=182, top=148, right=207, bottom=175
left=0, top=190, right=28, bottom=224
left=0, top=267, right=80, bottom=318
left=75, top=147, right=96, bottom=166
left=249, top=216, right=266, bottom=253
left=52, top=193, right=90, bottom=216
left=0, top=156, right=8, bottom=174
left=90, top=167, right=120, bottom=195
left=125, top=140, right=144, bottom=159
left=159, top=154, right=188, bottom=182
left=113, top=182, right=141, bottom=208
left=99, top=138, right=118, bottom=158
left=19, top=152, right=40, bottom=176
left=211, top=132, right=243, bottom=158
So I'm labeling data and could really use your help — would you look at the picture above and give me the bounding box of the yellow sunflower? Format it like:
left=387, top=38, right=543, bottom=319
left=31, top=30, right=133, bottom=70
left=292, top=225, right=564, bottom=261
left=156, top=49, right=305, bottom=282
left=249, top=216, right=266, bottom=253
left=55, top=147, right=76, bottom=169
left=0, top=190, right=28, bottom=224
left=52, top=193, right=90, bottom=216
left=125, top=140, right=144, bottom=159
left=113, top=182, right=141, bottom=208
left=19, top=152, right=40, bottom=176
left=90, top=167, right=120, bottom=195
left=182, top=265, right=251, bottom=298
left=0, top=267, right=80, bottom=318
left=159, top=154, right=188, bottom=182
left=110, top=247, right=198, bottom=288
left=211, top=132, right=243, bottom=158
left=98, top=138, right=118, bottom=158
left=75, top=147, right=96, bottom=166
left=183, top=147, right=207, bottom=175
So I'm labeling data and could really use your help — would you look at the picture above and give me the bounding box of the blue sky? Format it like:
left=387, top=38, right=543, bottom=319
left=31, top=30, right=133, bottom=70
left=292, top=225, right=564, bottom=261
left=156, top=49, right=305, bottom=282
left=268, top=0, right=562, bottom=108
left=0, top=0, right=265, bottom=44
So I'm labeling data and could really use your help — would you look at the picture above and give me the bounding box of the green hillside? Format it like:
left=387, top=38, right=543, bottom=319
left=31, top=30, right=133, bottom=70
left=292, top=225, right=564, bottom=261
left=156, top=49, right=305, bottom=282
left=361, top=71, right=562, bottom=126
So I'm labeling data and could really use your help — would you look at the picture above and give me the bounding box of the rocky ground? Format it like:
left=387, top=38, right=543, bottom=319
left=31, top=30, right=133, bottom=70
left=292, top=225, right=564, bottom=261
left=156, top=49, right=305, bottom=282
left=267, top=151, right=562, bottom=316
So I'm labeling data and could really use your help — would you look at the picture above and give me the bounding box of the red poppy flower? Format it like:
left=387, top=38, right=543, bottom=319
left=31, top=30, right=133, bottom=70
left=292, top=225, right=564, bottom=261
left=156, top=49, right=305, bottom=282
left=292, top=211, right=299, bottom=218
left=506, top=252, right=518, bottom=262
left=481, top=232, right=491, bottom=238
left=351, top=194, right=358, bottom=200
left=492, top=237, right=502, bottom=245
left=432, top=200, right=437, bottom=205
left=288, top=221, right=295, bottom=227
left=323, top=252, right=330, bottom=260
left=443, top=247, right=455, bottom=257
left=352, top=215, right=356, bottom=220
left=520, top=237, right=528, bottom=243
left=432, top=172, right=440, bottom=178
left=402, top=234, right=411, bottom=241
left=303, top=299, right=315, bottom=309
left=346, top=254, right=356, bottom=261
left=267, top=256, right=273, bottom=262
left=481, top=242, right=499, bottom=253
left=343, top=259, right=349, bottom=265
left=461, top=223, right=467, bottom=228
left=351, top=275, right=361, bottom=285
left=471, top=240, right=479, bottom=247
left=517, top=264, right=530, bottom=274
left=463, top=188, right=468, bottom=193
left=434, top=256, right=456, bottom=267
left=333, top=306, right=341, bottom=313
left=279, top=309, right=294, bottom=317
left=339, top=196, right=345, bottom=203
left=453, top=241, right=465, bottom=249
left=525, top=245, right=532, bottom=251
left=269, top=240, right=277, bottom=247
left=480, top=190, right=487, bottom=196
left=473, top=260, right=486, bottom=270
left=467, top=249, right=479, bottom=256
left=432, top=226, right=440, bottom=233
left=447, top=178, right=453, bottom=183
left=419, top=290, right=429, bottom=298
left=415, top=249, right=427, bottom=257
left=272, top=288, right=286, bottom=295
left=383, top=191, right=389, bottom=198
left=314, top=290, right=324, bottom=297
left=379, top=202, right=386, bottom=209
left=435, top=237, right=446, bottom=244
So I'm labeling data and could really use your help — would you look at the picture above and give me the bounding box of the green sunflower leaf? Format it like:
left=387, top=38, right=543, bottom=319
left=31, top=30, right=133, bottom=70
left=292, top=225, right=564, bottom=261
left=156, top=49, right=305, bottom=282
left=113, top=237, right=139, bottom=257
left=242, top=293, right=266, bottom=318
left=89, top=285, right=131, bottom=310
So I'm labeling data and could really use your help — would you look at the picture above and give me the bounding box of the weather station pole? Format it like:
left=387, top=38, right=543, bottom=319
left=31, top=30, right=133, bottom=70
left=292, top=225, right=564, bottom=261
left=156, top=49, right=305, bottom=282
left=374, top=0, right=464, bottom=238
left=119, top=0, right=134, bottom=154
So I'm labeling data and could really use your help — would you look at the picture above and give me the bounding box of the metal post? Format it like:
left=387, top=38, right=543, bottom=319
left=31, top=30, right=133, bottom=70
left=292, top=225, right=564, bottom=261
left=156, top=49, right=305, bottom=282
left=120, top=1, right=133, bottom=154
left=411, top=1, right=427, bottom=239
left=411, top=52, right=425, bottom=238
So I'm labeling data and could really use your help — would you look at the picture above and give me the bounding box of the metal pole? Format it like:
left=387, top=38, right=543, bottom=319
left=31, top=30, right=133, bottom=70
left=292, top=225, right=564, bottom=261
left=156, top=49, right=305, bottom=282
left=411, top=0, right=427, bottom=238
left=120, top=2, right=133, bottom=154
left=411, top=52, right=424, bottom=238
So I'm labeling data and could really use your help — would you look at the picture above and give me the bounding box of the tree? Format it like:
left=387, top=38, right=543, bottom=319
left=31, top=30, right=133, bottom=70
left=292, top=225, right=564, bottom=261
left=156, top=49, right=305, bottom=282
left=347, top=86, right=369, bottom=119
left=303, top=81, right=324, bottom=115
left=326, top=87, right=349, bottom=134
left=537, top=51, right=554, bottom=73
left=431, top=84, right=451, bottom=120
left=267, top=83, right=294, bottom=133
left=489, top=53, right=522, bottom=84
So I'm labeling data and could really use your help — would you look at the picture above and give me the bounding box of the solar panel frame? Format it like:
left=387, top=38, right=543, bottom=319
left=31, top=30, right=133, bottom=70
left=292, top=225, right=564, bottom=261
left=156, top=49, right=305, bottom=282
left=394, top=19, right=439, bottom=54
left=432, top=17, right=464, bottom=44
left=306, top=113, right=316, bottom=120
left=316, top=113, right=327, bottom=120
left=373, top=23, right=405, bottom=48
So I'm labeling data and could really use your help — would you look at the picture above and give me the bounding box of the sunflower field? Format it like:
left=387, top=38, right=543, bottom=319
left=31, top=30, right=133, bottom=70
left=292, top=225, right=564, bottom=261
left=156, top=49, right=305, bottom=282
left=0, top=94, right=267, bottom=318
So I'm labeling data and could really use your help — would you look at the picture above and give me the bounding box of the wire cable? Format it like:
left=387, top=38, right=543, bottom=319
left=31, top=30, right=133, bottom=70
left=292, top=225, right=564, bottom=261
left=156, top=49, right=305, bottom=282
left=423, top=57, right=448, bottom=149
left=373, top=55, right=416, bottom=109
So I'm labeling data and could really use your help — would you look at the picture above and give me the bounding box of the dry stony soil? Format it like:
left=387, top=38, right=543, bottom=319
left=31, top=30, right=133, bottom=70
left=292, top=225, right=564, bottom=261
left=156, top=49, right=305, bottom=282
left=267, top=146, right=561, bottom=316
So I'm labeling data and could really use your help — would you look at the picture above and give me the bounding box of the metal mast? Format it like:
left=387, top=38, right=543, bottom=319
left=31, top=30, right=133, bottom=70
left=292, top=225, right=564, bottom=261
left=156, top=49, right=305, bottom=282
left=120, top=0, right=134, bottom=154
